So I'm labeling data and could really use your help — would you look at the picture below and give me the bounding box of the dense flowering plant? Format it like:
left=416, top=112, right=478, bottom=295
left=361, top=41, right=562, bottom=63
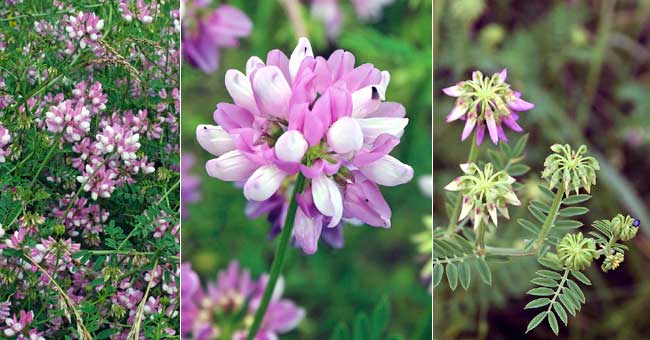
left=181, top=0, right=252, bottom=73
left=195, top=37, right=413, bottom=338
left=434, top=69, right=640, bottom=336
left=181, top=261, right=304, bottom=339
left=0, top=1, right=179, bottom=338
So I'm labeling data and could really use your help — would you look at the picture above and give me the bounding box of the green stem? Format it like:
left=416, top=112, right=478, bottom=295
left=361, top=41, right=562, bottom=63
left=547, top=269, right=569, bottom=314
left=446, top=132, right=480, bottom=235
left=485, top=246, right=536, bottom=257
left=247, top=173, right=306, bottom=340
left=30, top=137, right=59, bottom=186
left=534, top=189, right=564, bottom=250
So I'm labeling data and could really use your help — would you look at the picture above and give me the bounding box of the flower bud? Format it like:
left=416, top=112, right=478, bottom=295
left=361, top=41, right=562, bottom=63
left=557, top=232, right=597, bottom=271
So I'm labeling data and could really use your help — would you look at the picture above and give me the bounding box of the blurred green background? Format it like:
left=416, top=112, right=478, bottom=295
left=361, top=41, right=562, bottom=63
left=182, top=0, right=432, bottom=338
left=434, top=0, right=650, bottom=339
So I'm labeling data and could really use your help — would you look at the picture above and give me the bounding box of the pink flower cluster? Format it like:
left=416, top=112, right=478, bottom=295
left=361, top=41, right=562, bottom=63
left=182, top=261, right=304, bottom=340
left=0, top=123, right=11, bottom=163
left=63, top=11, right=104, bottom=51
left=118, top=0, right=160, bottom=24
left=182, top=1, right=252, bottom=73
left=197, top=38, right=413, bottom=254
left=51, top=196, right=109, bottom=243
left=45, top=100, right=91, bottom=142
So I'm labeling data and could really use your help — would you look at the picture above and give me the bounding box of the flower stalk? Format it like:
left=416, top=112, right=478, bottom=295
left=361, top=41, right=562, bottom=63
left=247, top=172, right=306, bottom=340
left=534, top=188, right=564, bottom=251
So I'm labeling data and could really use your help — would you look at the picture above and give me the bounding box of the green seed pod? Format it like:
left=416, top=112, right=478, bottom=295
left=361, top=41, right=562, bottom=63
left=611, top=214, right=639, bottom=241
left=542, top=144, right=600, bottom=197
left=557, top=232, right=597, bottom=271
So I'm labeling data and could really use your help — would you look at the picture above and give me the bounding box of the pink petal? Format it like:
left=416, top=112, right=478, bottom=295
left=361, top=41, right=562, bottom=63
left=252, top=66, right=292, bottom=119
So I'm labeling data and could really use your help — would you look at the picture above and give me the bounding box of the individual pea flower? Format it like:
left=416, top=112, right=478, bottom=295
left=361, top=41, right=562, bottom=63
left=541, top=144, right=600, bottom=197
left=602, top=252, right=624, bottom=272
left=44, top=100, right=91, bottom=143
left=0, top=124, right=11, bottom=163
left=443, top=69, right=534, bottom=145
left=444, top=163, right=520, bottom=229
left=182, top=1, right=252, bottom=73
left=197, top=38, right=413, bottom=254
left=610, top=214, right=639, bottom=242
left=181, top=261, right=304, bottom=340
left=557, top=232, right=597, bottom=271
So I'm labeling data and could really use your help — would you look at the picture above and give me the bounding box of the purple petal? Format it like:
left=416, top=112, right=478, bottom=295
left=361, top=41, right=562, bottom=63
left=213, top=103, right=254, bottom=132
left=508, top=96, right=535, bottom=111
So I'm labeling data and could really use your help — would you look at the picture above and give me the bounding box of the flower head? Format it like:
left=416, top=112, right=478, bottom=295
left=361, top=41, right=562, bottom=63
left=541, top=144, right=600, bottom=197
left=182, top=2, right=252, bottom=73
left=557, top=232, right=597, bottom=271
left=445, top=163, right=519, bottom=229
left=197, top=38, right=413, bottom=254
left=181, top=261, right=304, bottom=340
left=443, top=69, right=534, bottom=145
left=602, top=252, right=624, bottom=272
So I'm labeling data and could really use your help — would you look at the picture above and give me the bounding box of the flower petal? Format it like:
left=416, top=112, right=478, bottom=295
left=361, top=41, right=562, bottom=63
left=205, top=150, right=257, bottom=181
left=292, top=208, right=322, bottom=254
left=289, top=37, right=314, bottom=82
left=311, top=174, right=343, bottom=228
left=442, top=84, right=462, bottom=97
left=243, top=165, right=287, bottom=201
left=252, top=66, right=292, bottom=119
left=356, top=117, right=408, bottom=143
left=275, top=130, right=308, bottom=163
left=351, top=85, right=381, bottom=118
left=327, top=116, right=363, bottom=154
left=196, top=124, right=235, bottom=156
left=225, top=69, right=259, bottom=115
left=359, top=155, right=413, bottom=186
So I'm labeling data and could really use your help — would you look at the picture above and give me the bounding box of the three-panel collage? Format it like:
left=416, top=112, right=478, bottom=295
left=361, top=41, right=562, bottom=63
left=1, top=0, right=649, bottom=339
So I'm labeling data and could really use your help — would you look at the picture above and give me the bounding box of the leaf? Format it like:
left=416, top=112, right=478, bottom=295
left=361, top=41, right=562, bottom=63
left=96, top=329, right=119, bottom=339
left=513, top=133, right=529, bottom=156
left=531, top=277, right=558, bottom=288
left=518, top=218, right=540, bottom=234
left=558, top=207, right=589, bottom=217
left=571, top=271, right=592, bottom=286
left=537, top=270, right=562, bottom=280
left=538, top=256, right=562, bottom=270
left=527, top=287, right=555, bottom=296
left=531, top=200, right=551, bottom=213
left=446, top=263, right=458, bottom=290
left=371, top=298, right=390, bottom=339
left=432, top=263, right=444, bottom=288
left=562, top=194, right=591, bottom=205
left=528, top=204, right=547, bottom=223
left=458, top=261, right=471, bottom=290
left=566, top=279, right=585, bottom=303
left=554, top=220, right=583, bottom=229
left=475, top=257, right=492, bottom=285
left=553, top=302, right=568, bottom=325
left=525, top=298, right=551, bottom=309
left=526, top=311, right=547, bottom=333
left=548, top=310, right=559, bottom=335
left=509, top=164, right=530, bottom=176
left=558, top=293, right=576, bottom=316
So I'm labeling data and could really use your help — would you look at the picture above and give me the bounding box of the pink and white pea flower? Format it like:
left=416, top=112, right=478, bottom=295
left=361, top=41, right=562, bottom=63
left=197, top=38, right=413, bottom=254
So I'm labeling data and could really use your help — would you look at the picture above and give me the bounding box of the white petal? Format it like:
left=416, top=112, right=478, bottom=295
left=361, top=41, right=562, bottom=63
left=289, top=37, right=313, bottom=81
left=359, top=155, right=413, bottom=186
left=356, top=117, right=408, bottom=143
left=275, top=130, right=308, bottom=163
left=246, top=56, right=265, bottom=76
left=252, top=66, right=292, bottom=119
left=311, top=175, right=343, bottom=228
left=327, top=117, right=363, bottom=154
left=243, top=165, right=286, bottom=201
left=225, top=69, right=259, bottom=115
left=351, top=85, right=381, bottom=118
left=196, top=124, right=235, bottom=156
left=205, top=150, right=257, bottom=181
left=292, top=209, right=322, bottom=254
